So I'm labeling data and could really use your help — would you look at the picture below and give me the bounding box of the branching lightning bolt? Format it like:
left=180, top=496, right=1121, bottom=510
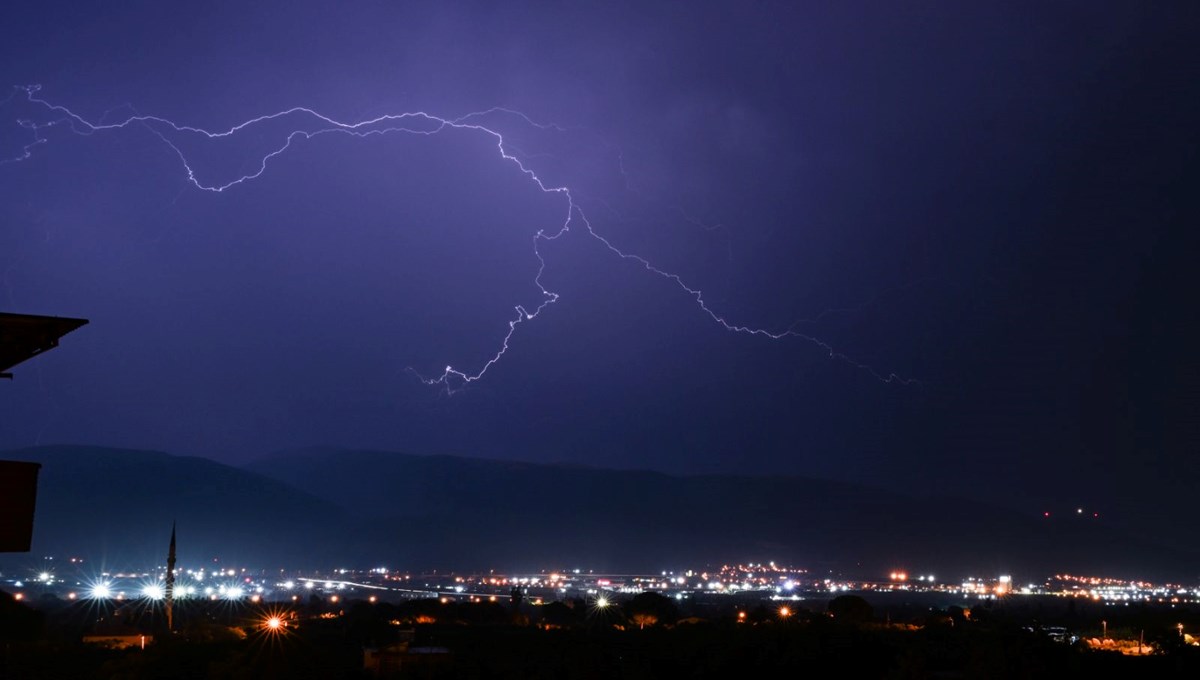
left=3, top=85, right=916, bottom=389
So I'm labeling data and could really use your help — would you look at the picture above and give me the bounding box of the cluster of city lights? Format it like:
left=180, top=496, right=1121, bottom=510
left=10, top=560, right=1200, bottom=614
left=1044, top=574, right=1200, bottom=604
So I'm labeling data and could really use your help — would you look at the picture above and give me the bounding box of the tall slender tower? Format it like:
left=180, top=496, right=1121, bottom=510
left=165, top=522, right=176, bottom=631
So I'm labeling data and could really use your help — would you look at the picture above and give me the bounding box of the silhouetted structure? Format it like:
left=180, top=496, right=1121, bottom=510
left=0, top=311, right=87, bottom=379
left=0, top=311, right=87, bottom=552
left=0, top=460, right=41, bottom=552
left=165, top=522, right=177, bottom=631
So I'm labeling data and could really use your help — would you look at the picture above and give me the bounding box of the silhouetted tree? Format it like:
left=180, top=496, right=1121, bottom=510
left=747, top=603, right=773, bottom=624
left=924, top=610, right=954, bottom=628
left=540, top=601, right=577, bottom=628
left=0, top=592, right=43, bottom=640
left=624, top=592, right=678, bottom=628
left=947, top=605, right=969, bottom=625
left=828, top=594, right=873, bottom=624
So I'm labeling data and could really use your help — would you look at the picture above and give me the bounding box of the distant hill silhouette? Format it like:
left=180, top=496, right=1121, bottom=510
left=1, top=445, right=1193, bottom=580
left=246, top=447, right=1199, bottom=580
left=0, top=446, right=347, bottom=570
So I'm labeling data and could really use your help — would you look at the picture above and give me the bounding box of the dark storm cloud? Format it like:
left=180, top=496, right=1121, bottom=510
left=0, top=1, right=1197, bottom=540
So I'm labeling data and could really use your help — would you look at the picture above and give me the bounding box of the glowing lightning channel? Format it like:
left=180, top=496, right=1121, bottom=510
left=4, top=85, right=915, bottom=389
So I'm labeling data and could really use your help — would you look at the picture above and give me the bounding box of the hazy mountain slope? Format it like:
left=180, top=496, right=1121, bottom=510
left=247, top=447, right=1199, bottom=580
left=1, top=446, right=347, bottom=569
left=1, top=444, right=1190, bottom=580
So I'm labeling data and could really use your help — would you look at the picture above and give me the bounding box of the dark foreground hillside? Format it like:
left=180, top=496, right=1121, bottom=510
left=2, top=589, right=1198, bottom=679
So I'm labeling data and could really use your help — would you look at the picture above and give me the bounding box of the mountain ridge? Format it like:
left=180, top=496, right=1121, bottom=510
left=1, top=445, right=1193, bottom=581
left=247, top=446, right=1198, bottom=580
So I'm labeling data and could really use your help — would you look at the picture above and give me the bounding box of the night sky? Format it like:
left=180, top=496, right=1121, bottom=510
left=1, top=3, right=1197, bottom=530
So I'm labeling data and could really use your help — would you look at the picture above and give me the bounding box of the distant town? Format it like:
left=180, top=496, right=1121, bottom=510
left=8, top=559, right=1200, bottom=610
left=4, top=550, right=1200, bottom=679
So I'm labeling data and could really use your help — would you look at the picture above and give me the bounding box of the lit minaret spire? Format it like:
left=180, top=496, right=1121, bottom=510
left=165, top=521, right=176, bottom=631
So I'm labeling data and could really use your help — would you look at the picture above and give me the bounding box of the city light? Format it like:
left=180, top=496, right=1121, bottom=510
left=11, top=561, right=1195, bottom=645
left=255, top=607, right=295, bottom=639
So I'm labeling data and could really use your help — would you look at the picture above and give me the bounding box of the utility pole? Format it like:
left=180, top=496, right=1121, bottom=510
left=165, top=522, right=176, bottom=632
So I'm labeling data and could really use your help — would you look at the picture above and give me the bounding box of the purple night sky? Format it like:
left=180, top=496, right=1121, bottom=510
left=1, top=2, right=1196, bottom=532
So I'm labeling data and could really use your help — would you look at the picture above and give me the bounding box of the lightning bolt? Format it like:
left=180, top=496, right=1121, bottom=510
left=3, top=85, right=915, bottom=390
